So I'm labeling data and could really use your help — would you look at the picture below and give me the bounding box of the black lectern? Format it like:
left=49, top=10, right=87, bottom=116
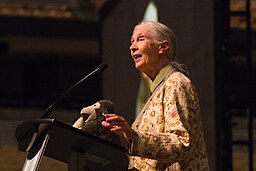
left=15, top=119, right=129, bottom=171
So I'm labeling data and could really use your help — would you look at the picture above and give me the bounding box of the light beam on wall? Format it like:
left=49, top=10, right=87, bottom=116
left=143, top=0, right=158, bottom=21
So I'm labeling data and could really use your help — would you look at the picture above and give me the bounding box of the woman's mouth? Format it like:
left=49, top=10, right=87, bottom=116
left=134, top=54, right=142, bottom=60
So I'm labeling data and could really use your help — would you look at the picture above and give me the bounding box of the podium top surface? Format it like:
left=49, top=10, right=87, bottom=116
left=16, top=118, right=129, bottom=169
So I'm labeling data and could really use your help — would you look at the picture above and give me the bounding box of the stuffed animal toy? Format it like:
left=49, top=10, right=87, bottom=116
left=73, top=100, right=121, bottom=145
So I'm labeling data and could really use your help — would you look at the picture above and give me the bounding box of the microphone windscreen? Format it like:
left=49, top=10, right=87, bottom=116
left=98, top=63, right=108, bottom=71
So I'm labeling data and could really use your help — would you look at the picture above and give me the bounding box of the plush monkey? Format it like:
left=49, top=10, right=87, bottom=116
left=73, top=100, right=120, bottom=145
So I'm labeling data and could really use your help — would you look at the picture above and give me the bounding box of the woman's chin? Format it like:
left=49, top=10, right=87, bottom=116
left=135, top=63, right=142, bottom=70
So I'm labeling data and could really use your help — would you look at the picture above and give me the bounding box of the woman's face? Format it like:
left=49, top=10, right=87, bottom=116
left=130, top=24, right=161, bottom=75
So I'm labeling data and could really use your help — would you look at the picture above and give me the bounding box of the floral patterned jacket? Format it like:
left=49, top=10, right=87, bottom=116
left=128, top=65, right=209, bottom=171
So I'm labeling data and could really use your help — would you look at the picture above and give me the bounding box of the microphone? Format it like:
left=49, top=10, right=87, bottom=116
left=40, top=63, right=108, bottom=119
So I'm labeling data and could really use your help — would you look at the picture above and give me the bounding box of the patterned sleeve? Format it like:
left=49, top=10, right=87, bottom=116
left=128, top=73, right=199, bottom=162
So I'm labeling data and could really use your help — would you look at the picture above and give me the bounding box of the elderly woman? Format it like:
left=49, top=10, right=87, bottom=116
left=102, top=21, right=209, bottom=171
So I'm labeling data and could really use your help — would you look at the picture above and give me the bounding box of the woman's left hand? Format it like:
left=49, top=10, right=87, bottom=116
left=102, top=114, right=134, bottom=141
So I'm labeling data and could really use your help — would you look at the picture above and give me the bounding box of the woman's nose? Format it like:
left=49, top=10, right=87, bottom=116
left=130, top=43, right=137, bottom=52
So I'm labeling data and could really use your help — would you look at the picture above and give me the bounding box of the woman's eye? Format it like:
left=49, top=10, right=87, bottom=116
left=139, top=37, right=145, bottom=41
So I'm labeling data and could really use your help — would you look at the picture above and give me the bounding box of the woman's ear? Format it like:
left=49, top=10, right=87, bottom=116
left=159, top=40, right=170, bottom=54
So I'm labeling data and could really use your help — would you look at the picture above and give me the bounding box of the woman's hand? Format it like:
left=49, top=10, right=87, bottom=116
left=102, top=114, right=134, bottom=141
